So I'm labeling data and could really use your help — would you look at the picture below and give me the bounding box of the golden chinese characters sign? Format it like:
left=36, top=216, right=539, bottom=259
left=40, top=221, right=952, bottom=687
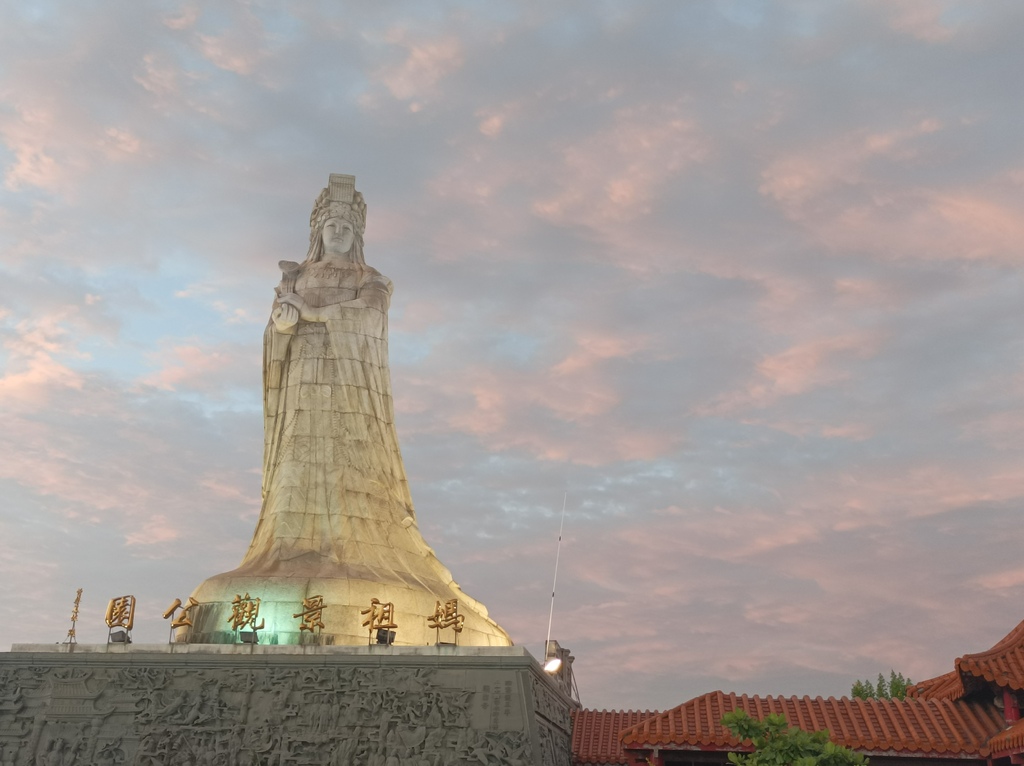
left=428, top=599, right=464, bottom=633
left=227, top=593, right=264, bottom=631
left=360, top=598, right=397, bottom=632
left=293, top=595, right=325, bottom=633
left=105, top=595, right=136, bottom=631
left=163, top=597, right=199, bottom=629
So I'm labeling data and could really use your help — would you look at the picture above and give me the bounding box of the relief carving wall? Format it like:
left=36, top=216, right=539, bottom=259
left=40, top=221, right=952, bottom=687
left=0, top=650, right=574, bottom=766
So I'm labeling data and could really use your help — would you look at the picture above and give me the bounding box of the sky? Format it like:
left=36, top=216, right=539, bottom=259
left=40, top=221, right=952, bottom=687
left=1, top=0, right=1023, bottom=712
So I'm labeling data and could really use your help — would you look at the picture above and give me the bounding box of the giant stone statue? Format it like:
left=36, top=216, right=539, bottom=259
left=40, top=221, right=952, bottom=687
left=186, top=174, right=512, bottom=647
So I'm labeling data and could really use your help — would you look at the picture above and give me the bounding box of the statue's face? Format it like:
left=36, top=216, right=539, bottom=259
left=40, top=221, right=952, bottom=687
left=322, top=217, right=355, bottom=257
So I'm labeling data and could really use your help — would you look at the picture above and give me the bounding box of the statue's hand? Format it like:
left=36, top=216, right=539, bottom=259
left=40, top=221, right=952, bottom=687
left=272, top=303, right=299, bottom=331
left=278, top=293, right=321, bottom=323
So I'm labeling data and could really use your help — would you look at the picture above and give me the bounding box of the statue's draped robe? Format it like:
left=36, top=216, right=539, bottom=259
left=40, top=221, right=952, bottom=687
left=187, top=258, right=511, bottom=645
left=243, top=262, right=408, bottom=571
left=244, top=262, right=432, bottom=583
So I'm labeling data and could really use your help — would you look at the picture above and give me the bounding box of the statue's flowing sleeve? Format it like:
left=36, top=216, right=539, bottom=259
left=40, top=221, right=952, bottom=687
left=261, top=301, right=295, bottom=499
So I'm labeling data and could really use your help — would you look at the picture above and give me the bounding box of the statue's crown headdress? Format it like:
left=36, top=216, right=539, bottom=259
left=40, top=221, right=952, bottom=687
left=309, top=173, right=366, bottom=242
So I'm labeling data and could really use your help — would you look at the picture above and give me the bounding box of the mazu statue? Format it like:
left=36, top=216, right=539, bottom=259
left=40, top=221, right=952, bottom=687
left=185, top=174, right=512, bottom=647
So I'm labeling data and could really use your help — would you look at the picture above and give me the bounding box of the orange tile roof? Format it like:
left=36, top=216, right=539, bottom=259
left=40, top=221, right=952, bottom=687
left=573, top=709, right=661, bottom=765
left=907, top=670, right=965, bottom=702
left=986, top=716, right=1024, bottom=756
left=956, top=618, right=1024, bottom=692
left=619, top=692, right=1005, bottom=757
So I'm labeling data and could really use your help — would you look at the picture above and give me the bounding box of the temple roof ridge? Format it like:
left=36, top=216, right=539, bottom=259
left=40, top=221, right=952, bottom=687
left=955, top=617, right=1024, bottom=691
left=616, top=690, right=1004, bottom=756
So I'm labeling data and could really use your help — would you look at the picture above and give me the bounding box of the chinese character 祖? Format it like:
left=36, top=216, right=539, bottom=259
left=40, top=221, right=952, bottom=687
left=227, top=593, right=264, bottom=631
left=163, top=597, right=199, bottom=629
left=293, top=595, right=325, bottom=632
left=427, top=599, right=464, bottom=633
left=360, top=598, right=397, bottom=631
left=105, top=595, right=136, bottom=630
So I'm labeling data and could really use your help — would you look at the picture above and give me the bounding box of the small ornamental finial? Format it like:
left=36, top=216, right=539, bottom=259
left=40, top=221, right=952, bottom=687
left=64, top=588, right=83, bottom=645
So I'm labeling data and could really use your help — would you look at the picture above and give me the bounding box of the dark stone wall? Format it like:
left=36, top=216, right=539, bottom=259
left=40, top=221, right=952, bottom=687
left=0, top=645, right=575, bottom=765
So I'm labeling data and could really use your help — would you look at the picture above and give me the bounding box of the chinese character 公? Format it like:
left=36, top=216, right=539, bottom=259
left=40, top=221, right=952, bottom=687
left=163, top=596, right=199, bottom=629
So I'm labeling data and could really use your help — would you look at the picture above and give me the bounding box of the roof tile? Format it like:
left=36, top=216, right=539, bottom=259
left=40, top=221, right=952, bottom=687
left=619, top=693, right=1004, bottom=757
left=572, top=709, right=661, bottom=765
left=956, top=619, right=1024, bottom=692
left=907, top=671, right=965, bottom=702
left=986, top=717, right=1024, bottom=756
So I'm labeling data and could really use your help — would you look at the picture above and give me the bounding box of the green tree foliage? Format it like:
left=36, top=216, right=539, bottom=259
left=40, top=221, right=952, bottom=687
left=722, top=710, right=869, bottom=766
left=850, top=671, right=912, bottom=700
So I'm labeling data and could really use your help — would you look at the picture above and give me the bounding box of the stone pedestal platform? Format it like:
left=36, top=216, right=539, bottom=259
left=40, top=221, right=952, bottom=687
left=0, top=644, right=575, bottom=765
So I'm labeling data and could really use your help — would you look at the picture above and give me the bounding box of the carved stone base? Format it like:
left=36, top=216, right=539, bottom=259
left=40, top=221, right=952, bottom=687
left=0, top=644, right=576, bottom=766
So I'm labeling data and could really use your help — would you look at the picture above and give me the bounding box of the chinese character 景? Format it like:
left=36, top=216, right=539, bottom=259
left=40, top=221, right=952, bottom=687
left=293, top=595, right=325, bottom=632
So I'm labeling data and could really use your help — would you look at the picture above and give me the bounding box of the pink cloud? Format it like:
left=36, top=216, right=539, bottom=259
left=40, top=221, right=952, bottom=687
left=874, top=0, right=957, bottom=42
left=200, top=475, right=259, bottom=506
left=701, top=332, right=882, bottom=415
left=743, top=601, right=817, bottom=628
left=760, top=120, right=1024, bottom=262
left=0, top=309, right=87, bottom=409
left=533, top=104, right=709, bottom=241
left=139, top=341, right=256, bottom=392
left=760, top=120, right=941, bottom=211
left=163, top=4, right=199, bottom=31
left=960, top=402, right=1024, bottom=451
left=1, top=90, right=149, bottom=196
left=134, top=52, right=183, bottom=98
left=0, top=416, right=154, bottom=514
left=192, top=4, right=268, bottom=76
left=417, top=103, right=710, bottom=269
left=413, top=369, right=674, bottom=464
left=0, top=355, right=83, bottom=409
left=101, top=127, right=144, bottom=159
left=833, top=278, right=901, bottom=308
left=400, top=329, right=676, bottom=464
left=613, top=511, right=824, bottom=563
left=1, top=106, right=65, bottom=192
left=198, top=32, right=264, bottom=76
left=124, top=514, right=182, bottom=546
left=474, top=99, right=525, bottom=138
left=374, top=29, right=464, bottom=103
left=552, top=333, right=644, bottom=375
left=975, top=568, right=1024, bottom=591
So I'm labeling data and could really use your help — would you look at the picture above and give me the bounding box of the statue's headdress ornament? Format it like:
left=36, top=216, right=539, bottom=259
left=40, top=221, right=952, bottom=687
left=304, top=173, right=367, bottom=265
left=309, top=173, right=366, bottom=242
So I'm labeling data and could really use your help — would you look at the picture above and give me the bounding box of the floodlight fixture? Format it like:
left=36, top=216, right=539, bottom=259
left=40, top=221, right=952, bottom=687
left=544, top=639, right=564, bottom=674
left=375, top=629, right=396, bottom=645
left=240, top=631, right=259, bottom=644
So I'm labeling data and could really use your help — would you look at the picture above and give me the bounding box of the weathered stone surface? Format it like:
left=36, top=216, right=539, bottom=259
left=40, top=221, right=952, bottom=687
left=185, top=174, right=511, bottom=647
left=0, top=644, right=575, bottom=765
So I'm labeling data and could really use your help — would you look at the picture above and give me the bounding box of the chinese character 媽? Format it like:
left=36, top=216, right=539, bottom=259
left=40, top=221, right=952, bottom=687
left=427, top=598, right=464, bottom=633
